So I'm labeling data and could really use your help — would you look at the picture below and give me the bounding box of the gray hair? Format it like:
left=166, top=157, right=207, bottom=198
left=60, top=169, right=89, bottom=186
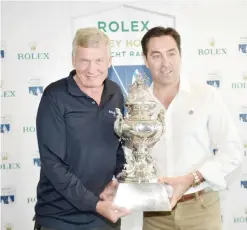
left=72, top=27, right=110, bottom=56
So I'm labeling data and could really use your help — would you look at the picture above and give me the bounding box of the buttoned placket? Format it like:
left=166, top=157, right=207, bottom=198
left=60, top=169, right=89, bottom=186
left=155, top=92, right=181, bottom=177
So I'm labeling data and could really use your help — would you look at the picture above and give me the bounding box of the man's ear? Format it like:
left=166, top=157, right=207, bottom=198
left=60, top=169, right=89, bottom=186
left=143, top=55, right=149, bottom=68
left=72, top=55, right=76, bottom=69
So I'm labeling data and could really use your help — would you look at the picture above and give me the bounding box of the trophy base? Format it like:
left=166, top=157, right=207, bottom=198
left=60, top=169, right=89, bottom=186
left=113, top=182, right=171, bottom=212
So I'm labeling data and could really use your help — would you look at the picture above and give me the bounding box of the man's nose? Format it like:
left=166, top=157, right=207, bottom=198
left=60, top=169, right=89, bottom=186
left=87, top=61, right=97, bottom=74
left=161, top=55, right=169, bottom=67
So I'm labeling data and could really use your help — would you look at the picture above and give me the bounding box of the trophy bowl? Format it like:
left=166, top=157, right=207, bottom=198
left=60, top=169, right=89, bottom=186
left=113, top=73, right=171, bottom=211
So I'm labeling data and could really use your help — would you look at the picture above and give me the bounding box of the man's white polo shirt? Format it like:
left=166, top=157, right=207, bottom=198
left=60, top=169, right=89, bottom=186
left=149, top=77, right=243, bottom=194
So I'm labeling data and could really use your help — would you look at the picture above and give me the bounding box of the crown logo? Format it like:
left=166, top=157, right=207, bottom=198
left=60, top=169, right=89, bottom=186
left=0, top=80, right=4, bottom=89
left=5, top=223, right=13, bottom=230
left=209, top=38, right=216, bottom=47
left=29, top=41, right=37, bottom=51
left=1, top=41, right=5, bottom=49
left=1, top=152, right=9, bottom=160
left=243, top=73, right=247, bottom=81
left=1, top=115, right=11, bottom=123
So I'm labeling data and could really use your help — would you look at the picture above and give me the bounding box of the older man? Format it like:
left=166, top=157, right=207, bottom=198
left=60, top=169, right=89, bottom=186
left=34, top=27, right=129, bottom=230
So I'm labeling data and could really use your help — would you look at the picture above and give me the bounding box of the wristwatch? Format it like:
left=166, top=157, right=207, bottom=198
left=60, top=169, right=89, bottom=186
left=191, top=171, right=201, bottom=187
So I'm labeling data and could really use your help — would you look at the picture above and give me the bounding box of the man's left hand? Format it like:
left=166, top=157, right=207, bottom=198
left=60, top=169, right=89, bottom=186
left=159, top=174, right=194, bottom=209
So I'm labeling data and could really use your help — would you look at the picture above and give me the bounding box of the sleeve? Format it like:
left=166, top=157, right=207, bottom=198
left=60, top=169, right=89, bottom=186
left=198, top=89, right=243, bottom=190
left=36, top=90, right=99, bottom=211
left=114, top=92, right=126, bottom=176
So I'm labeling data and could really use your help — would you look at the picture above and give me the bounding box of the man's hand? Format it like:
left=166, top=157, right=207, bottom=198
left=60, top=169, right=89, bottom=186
left=100, top=179, right=119, bottom=201
left=159, top=174, right=194, bottom=209
left=96, top=200, right=130, bottom=223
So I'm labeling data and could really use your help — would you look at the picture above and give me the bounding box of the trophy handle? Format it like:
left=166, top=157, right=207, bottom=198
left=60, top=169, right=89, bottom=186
left=114, top=108, right=123, bottom=137
left=157, top=109, right=165, bottom=134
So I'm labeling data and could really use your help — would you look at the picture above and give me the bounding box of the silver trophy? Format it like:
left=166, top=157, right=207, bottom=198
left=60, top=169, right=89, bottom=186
left=113, top=73, right=171, bottom=211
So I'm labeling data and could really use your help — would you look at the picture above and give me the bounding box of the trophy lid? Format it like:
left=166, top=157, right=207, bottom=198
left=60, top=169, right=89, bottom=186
left=126, top=72, right=156, bottom=106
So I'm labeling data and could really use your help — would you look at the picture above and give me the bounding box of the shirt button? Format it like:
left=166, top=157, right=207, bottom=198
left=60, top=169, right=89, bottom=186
left=92, top=101, right=95, bottom=104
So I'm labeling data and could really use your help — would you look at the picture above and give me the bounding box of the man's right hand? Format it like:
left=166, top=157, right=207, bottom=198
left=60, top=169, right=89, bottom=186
left=99, top=179, right=118, bottom=201
left=96, top=200, right=130, bottom=223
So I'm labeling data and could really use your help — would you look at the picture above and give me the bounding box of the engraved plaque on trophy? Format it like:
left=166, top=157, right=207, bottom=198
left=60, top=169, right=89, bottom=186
left=113, top=73, right=171, bottom=211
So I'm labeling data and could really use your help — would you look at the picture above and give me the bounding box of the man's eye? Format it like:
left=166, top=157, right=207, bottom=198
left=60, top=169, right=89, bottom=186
left=153, top=55, right=160, bottom=59
left=96, top=59, right=104, bottom=64
left=80, top=59, right=89, bottom=63
left=169, top=52, right=175, bottom=56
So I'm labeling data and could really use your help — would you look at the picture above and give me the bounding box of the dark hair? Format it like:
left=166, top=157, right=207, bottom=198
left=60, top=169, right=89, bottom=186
left=141, top=27, right=181, bottom=57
